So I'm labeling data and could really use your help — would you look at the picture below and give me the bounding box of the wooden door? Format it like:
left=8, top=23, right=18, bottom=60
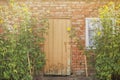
left=44, top=19, right=71, bottom=75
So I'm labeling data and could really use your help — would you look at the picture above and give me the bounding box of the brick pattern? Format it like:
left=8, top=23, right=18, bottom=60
left=0, top=0, right=105, bottom=76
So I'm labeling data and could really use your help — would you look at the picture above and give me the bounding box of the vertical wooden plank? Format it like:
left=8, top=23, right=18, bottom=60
left=48, top=19, right=54, bottom=74
left=53, top=19, right=57, bottom=74
left=56, top=19, right=62, bottom=75
left=60, top=19, right=64, bottom=75
left=44, top=20, right=49, bottom=74
left=61, top=19, right=67, bottom=75
left=60, top=19, right=66, bottom=75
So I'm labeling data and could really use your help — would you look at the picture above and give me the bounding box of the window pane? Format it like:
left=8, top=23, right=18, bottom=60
left=89, top=30, right=95, bottom=47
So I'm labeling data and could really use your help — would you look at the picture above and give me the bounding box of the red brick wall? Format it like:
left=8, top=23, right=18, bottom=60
left=29, top=1, right=103, bottom=75
left=0, top=0, right=105, bottom=76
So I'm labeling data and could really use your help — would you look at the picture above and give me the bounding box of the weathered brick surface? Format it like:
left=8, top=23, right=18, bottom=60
left=0, top=0, right=105, bottom=76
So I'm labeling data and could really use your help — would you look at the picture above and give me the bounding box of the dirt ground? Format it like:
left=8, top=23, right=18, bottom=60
left=34, top=75, right=96, bottom=80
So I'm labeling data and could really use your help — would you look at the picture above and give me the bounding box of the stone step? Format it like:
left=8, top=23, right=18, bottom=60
left=34, top=76, right=96, bottom=80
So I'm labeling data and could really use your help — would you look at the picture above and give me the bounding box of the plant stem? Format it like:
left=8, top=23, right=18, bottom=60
left=27, top=53, right=32, bottom=76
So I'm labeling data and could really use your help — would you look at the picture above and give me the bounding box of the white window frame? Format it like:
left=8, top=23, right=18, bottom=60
left=85, top=18, right=101, bottom=49
left=85, top=18, right=115, bottom=49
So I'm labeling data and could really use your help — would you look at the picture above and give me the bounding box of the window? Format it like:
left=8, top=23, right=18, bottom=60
left=85, top=18, right=102, bottom=48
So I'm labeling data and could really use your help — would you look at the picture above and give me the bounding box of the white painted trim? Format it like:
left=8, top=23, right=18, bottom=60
left=85, top=18, right=89, bottom=48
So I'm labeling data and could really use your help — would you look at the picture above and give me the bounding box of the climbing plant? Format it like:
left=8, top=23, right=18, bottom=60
left=0, top=0, right=48, bottom=80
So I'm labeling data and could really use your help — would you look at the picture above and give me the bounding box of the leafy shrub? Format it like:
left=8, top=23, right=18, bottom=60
left=0, top=0, right=48, bottom=80
left=93, top=2, right=120, bottom=80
